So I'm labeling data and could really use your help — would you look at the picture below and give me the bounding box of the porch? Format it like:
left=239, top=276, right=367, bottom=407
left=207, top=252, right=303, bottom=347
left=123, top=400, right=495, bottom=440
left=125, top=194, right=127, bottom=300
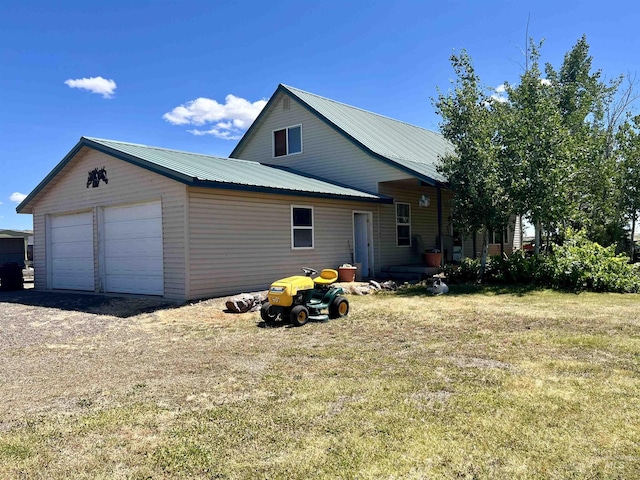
left=381, top=264, right=442, bottom=282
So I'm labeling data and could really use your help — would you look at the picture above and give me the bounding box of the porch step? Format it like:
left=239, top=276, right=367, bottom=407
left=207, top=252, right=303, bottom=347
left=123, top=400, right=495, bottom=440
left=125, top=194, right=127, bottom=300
left=381, top=265, right=441, bottom=282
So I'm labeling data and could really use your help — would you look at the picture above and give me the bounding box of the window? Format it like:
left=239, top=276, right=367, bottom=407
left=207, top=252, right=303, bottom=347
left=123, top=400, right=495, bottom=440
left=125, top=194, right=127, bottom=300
left=291, top=206, right=314, bottom=249
left=274, top=125, right=302, bottom=157
left=396, top=202, right=411, bottom=247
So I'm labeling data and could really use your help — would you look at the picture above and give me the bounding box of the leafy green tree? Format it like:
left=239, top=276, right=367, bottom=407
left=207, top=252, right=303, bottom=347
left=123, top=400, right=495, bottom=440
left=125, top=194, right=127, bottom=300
left=546, top=35, right=626, bottom=246
left=434, top=51, right=510, bottom=275
left=499, top=40, right=574, bottom=254
left=616, top=116, right=640, bottom=258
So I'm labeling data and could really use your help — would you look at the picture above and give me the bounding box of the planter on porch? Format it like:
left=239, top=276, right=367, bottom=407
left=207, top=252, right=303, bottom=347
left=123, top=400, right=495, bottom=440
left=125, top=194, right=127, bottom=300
left=338, top=265, right=357, bottom=282
left=423, top=252, right=442, bottom=267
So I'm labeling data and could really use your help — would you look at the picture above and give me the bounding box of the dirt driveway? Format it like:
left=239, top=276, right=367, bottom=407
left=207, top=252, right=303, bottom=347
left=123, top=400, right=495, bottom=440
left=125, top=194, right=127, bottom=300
left=0, top=289, right=263, bottom=426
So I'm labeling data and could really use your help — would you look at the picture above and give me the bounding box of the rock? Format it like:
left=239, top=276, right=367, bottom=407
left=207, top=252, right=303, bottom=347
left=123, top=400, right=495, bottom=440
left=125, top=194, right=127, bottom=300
left=225, top=293, right=259, bottom=313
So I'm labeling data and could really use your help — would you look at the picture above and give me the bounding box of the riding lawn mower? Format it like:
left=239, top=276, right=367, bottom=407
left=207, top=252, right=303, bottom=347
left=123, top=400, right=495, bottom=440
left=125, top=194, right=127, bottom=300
left=260, top=267, right=349, bottom=326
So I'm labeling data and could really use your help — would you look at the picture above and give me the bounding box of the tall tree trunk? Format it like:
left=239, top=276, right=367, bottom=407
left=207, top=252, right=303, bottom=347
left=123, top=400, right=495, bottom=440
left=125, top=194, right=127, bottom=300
left=534, top=220, right=542, bottom=255
left=631, top=215, right=637, bottom=261
left=479, top=226, right=489, bottom=280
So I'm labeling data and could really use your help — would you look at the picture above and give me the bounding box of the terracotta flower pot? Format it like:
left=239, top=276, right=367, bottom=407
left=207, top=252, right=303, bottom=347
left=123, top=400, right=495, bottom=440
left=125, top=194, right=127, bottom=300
left=423, top=252, right=442, bottom=267
left=338, top=266, right=357, bottom=282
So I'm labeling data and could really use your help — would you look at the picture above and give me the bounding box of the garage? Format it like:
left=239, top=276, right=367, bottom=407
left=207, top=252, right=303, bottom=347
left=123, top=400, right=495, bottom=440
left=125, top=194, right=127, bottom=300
left=103, top=201, right=164, bottom=295
left=50, top=212, right=95, bottom=290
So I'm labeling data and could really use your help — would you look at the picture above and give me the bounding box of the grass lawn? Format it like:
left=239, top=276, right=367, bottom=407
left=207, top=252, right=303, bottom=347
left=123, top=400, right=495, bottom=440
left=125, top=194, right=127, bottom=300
left=1, top=286, right=639, bottom=479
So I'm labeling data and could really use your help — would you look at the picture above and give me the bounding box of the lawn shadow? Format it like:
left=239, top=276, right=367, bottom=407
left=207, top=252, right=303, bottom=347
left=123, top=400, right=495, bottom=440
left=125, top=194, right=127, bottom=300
left=0, top=289, right=178, bottom=318
left=394, top=283, right=546, bottom=298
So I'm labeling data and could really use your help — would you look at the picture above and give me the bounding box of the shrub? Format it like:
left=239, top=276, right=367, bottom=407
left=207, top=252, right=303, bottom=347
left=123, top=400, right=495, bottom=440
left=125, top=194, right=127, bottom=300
left=443, top=257, right=480, bottom=284
left=546, top=231, right=640, bottom=293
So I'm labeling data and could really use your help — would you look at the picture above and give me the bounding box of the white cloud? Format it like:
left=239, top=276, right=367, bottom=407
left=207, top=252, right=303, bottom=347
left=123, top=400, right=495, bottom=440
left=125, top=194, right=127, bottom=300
left=491, top=84, right=509, bottom=104
left=10, top=192, right=27, bottom=203
left=65, top=76, right=117, bottom=98
left=163, top=94, right=267, bottom=140
left=540, top=78, right=552, bottom=86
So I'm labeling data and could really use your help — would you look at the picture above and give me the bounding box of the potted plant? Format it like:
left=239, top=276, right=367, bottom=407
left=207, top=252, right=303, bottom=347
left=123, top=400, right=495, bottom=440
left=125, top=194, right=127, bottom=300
left=423, top=249, right=442, bottom=267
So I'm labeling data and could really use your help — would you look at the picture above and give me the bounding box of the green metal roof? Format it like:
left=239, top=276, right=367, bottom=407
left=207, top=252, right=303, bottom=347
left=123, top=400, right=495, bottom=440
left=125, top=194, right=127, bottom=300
left=16, top=137, right=390, bottom=214
left=231, top=84, right=453, bottom=185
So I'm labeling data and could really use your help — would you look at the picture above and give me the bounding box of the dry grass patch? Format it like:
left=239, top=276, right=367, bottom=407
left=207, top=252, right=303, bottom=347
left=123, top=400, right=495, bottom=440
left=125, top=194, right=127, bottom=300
left=1, top=287, right=639, bottom=478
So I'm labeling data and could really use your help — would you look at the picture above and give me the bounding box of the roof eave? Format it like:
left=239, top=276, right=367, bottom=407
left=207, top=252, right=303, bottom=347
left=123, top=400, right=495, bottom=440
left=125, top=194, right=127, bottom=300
left=191, top=179, right=393, bottom=204
left=16, top=137, right=198, bottom=214
left=279, top=86, right=450, bottom=188
left=230, top=84, right=286, bottom=158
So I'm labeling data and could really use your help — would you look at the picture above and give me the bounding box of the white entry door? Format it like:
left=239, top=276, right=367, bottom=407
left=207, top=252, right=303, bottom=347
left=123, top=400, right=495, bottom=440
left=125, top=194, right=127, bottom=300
left=50, top=212, right=95, bottom=291
left=353, top=212, right=373, bottom=278
left=103, top=201, right=164, bottom=295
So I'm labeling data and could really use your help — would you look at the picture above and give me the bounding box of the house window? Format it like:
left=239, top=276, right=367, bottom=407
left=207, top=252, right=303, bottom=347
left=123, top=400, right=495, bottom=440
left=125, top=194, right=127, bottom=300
left=396, top=202, right=411, bottom=247
left=274, top=125, right=302, bottom=157
left=292, top=206, right=314, bottom=249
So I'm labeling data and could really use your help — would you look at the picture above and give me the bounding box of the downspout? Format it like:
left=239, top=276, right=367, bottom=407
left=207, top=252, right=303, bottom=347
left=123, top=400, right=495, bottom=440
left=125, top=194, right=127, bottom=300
left=437, top=186, right=443, bottom=267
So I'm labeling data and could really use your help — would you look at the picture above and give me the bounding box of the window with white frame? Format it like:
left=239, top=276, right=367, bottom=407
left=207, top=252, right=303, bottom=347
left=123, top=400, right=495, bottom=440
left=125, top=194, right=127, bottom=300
left=291, top=206, right=314, bottom=249
left=274, top=125, right=302, bottom=157
left=396, top=202, right=411, bottom=247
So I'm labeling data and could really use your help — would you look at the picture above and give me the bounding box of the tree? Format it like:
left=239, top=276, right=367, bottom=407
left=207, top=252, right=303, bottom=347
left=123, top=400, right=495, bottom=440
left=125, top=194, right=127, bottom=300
left=499, top=40, right=574, bottom=254
left=434, top=51, right=510, bottom=275
left=616, top=116, right=640, bottom=258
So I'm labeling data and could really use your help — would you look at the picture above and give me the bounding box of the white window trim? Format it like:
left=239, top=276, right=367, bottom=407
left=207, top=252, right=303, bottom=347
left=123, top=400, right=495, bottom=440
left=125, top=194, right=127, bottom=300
left=396, top=202, right=411, bottom=247
left=291, top=205, right=314, bottom=250
left=273, top=124, right=303, bottom=158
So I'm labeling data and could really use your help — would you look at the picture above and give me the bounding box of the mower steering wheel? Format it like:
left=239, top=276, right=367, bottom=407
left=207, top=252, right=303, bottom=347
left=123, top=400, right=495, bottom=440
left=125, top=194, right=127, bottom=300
left=301, top=267, right=318, bottom=277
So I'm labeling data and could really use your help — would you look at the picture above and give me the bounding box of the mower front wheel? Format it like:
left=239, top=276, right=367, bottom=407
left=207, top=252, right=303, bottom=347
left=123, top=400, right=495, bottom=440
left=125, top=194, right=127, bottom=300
left=260, top=302, right=278, bottom=323
left=290, top=305, right=310, bottom=326
left=329, top=296, right=349, bottom=319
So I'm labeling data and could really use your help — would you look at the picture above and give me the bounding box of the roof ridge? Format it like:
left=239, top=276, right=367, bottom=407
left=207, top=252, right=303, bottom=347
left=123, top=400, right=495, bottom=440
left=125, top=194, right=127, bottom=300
left=280, top=84, right=440, bottom=135
left=83, top=137, right=260, bottom=165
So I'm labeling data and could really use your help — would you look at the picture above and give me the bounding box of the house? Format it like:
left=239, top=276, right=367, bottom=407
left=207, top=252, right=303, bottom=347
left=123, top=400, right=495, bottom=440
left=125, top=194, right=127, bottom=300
left=0, top=229, right=32, bottom=267
left=16, top=84, right=519, bottom=301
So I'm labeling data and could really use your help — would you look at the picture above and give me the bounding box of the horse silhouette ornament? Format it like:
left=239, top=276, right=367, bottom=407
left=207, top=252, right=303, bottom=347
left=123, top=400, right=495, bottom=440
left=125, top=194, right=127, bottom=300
left=87, top=167, right=109, bottom=188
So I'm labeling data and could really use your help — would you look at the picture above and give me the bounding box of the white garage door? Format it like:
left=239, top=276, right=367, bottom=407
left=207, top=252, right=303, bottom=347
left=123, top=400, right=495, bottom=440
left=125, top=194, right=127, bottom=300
left=103, top=201, right=164, bottom=295
left=50, top=212, right=95, bottom=291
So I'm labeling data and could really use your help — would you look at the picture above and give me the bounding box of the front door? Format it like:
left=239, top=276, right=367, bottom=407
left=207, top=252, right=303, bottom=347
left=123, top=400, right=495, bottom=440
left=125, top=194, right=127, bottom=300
left=353, top=212, right=373, bottom=278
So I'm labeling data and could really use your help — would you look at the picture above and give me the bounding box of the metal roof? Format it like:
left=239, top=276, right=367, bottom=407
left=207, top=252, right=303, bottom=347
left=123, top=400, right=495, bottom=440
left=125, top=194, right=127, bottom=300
left=232, top=84, right=453, bottom=185
left=16, top=137, right=390, bottom=214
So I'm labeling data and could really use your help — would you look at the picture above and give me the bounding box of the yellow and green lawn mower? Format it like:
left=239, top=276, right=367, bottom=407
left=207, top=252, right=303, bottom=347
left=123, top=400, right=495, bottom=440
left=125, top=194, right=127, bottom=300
left=261, top=267, right=349, bottom=326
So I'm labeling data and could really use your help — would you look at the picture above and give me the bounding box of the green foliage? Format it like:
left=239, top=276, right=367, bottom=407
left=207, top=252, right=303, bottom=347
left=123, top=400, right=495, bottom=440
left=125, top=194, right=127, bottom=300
left=545, top=230, right=640, bottom=292
left=443, top=257, right=480, bottom=284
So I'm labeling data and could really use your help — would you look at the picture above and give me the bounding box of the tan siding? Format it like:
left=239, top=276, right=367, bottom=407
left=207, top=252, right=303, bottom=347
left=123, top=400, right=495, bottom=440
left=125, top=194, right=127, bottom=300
left=187, top=187, right=379, bottom=299
left=32, top=213, right=46, bottom=289
left=233, top=93, right=410, bottom=192
left=376, top=182, right=455, bottom=268
left=29, top=147, right=187, bottom=300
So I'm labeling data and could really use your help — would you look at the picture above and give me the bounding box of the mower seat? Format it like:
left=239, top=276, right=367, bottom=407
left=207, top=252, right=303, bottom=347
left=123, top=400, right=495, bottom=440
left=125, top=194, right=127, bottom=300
left=314, top=269, right=338, bottom=286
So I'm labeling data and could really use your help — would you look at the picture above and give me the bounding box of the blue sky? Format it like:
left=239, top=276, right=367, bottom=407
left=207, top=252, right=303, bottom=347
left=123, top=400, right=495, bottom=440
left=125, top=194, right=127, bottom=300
left=2, top=0, right=639, bottom=230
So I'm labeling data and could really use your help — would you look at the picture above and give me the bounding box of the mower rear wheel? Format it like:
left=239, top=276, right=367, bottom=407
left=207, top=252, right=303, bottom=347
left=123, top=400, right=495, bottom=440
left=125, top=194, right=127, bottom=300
left=329, top=296, right=349, bottom=319
left=290, top=305, right=310, bottom=326
left=260, top=302, right=278, bottom=323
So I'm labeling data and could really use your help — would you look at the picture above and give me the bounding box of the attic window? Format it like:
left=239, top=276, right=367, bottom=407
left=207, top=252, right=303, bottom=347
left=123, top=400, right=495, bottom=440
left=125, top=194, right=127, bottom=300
left=273, top=125, right=302, bottom=157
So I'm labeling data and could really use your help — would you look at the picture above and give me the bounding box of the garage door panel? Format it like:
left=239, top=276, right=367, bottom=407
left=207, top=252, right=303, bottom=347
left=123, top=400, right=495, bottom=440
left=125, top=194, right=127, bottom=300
left=103, top=218, right=163, bottom=240
left=50, top=212, right=94, bottom=291
left=51, top=241, right=94, bottom=257
left=105, top=275, right=164, bottom=296
left=105, top=257, right=163, bottom=276
left=104, top=239, right=163, bottom=258
left=104, top=202, right=163, bottom=295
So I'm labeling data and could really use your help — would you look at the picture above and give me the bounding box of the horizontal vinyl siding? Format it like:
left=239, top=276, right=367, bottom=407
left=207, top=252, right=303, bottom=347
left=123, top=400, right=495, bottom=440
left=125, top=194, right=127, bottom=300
left=377, top=182, right=455, bottom=268
left=29, top=147, right=187, bottom=300
left=234, top=93, right=410, bottom=193
left=32, top=213, right=46, bottom=288
left=188, top=187, right=378, bottom=299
